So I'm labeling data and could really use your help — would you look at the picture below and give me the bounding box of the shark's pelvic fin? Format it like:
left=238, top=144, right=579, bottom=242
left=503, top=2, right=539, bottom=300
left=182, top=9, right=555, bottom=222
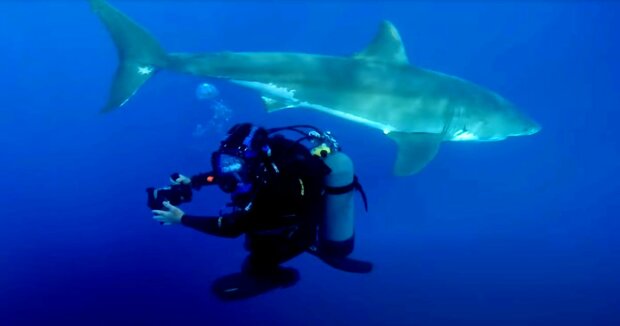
left=354, top=20, right=409, bottom=65
left=260, top=96, right=296, bottom=112
left=387, top=132, right=443, bottom=176
left=228, top=80, right=299, bottom=113
left=90, top=0, right=168, bottom=112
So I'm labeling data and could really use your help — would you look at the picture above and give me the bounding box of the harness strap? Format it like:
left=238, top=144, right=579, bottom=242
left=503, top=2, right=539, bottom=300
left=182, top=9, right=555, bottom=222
left=324, top=175, right=369, bottom=212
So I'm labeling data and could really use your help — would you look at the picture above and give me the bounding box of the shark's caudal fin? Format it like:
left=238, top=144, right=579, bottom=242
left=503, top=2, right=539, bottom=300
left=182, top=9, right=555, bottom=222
left=90, top=0, right=168, bottom=112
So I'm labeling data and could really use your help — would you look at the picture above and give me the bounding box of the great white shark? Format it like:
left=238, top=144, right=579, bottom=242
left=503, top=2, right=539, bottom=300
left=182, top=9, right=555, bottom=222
left=89, top=0, right=540, bottom=176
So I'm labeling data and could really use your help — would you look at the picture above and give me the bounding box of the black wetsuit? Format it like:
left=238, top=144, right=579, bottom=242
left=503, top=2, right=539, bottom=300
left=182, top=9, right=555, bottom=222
left=182, top=135, right=331, bottom=278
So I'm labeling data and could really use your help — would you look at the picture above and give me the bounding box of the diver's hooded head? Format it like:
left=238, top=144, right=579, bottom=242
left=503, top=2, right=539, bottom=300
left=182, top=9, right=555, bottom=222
left=211, top=123, right=272, bottom=195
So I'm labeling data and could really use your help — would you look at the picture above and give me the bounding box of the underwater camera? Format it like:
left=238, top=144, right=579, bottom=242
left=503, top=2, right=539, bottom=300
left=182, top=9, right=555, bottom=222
left=146, top=182, right=193, bottom=210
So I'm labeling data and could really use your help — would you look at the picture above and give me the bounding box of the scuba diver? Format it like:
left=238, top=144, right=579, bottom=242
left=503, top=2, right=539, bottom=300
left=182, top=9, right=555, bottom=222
left=149, top=123, right=371, bottom=300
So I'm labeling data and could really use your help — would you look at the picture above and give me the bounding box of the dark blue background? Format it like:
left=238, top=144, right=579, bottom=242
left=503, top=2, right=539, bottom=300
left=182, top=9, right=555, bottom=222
left=1, top=1, right=618, bottom=325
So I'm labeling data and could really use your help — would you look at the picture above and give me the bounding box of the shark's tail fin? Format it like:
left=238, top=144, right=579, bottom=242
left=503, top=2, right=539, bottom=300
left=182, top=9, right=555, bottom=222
left=90, top=0, right=168, bottom=112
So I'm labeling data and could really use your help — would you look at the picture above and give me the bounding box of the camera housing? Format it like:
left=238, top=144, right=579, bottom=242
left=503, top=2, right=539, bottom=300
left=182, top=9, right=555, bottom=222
left=146, top=184, right=193, bottom=210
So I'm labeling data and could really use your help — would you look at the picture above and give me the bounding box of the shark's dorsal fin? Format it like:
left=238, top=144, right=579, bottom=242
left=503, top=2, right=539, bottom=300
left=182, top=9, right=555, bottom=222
left=354, top=20, right=409, bottom=65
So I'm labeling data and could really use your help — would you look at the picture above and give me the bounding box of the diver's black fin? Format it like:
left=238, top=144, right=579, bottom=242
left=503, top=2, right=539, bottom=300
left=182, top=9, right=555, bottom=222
left=308, top=250, right=373, bottom=274
left=212, top=268, right=300, bottom=301
left=320, top=255, right=373, bottom=273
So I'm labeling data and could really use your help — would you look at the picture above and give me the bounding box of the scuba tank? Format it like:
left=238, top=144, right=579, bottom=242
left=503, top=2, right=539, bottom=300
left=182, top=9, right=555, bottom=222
left=320, top=150, right=357, bottom=257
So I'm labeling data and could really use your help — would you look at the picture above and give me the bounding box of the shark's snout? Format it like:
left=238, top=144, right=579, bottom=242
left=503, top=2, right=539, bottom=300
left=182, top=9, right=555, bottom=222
left=503, top=103, right=541, bottom=137
left=527, top=122, right=542, bottom=135
left=524, top=116, right=542, bottom=136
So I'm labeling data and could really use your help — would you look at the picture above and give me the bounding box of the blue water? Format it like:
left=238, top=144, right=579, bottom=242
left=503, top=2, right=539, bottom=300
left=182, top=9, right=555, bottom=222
left=2, top=1, right=619, bottom=325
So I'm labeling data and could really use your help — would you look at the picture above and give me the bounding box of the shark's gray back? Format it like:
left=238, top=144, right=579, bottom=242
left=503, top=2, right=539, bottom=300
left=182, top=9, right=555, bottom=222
left=168, top=51, right=483, bottom=134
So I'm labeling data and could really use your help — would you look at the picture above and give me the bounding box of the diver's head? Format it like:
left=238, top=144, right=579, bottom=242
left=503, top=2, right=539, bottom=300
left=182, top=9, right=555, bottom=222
left=211, top=123, right=271, bottom=195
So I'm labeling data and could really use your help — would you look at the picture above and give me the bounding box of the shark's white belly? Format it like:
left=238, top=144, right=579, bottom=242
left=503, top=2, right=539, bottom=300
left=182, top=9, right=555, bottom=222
left=231, top=79, right=483, bottom=141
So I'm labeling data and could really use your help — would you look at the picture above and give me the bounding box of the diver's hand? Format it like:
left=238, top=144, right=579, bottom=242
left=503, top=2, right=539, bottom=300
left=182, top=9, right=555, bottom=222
left=170, top=173, right=191, bottom=185
left=152, top=201, right=185, bottom=225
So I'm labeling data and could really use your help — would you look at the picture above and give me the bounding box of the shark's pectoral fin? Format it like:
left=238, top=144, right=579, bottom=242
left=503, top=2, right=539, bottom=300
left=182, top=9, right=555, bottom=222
left=354, top=20, right=409, bottom=65
left=260, top=96, right=296, bottom=113
left=387, top=132, right=443, bottom=176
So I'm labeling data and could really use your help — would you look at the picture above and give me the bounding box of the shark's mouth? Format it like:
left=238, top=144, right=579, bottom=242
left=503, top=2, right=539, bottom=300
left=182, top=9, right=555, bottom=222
left=451, top=130, right=479, bottom=141
left=449, top=130, right=513, bottom=142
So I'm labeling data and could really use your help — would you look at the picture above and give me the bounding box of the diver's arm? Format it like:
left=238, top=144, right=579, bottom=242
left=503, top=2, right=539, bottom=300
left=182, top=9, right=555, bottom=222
left=188, top=172, right=218, bottom=190
left=169, top=172, right=218, bottom=190
left=181, top=211, right=248, bottom=238
left=152, top=201, right=249, bottom=238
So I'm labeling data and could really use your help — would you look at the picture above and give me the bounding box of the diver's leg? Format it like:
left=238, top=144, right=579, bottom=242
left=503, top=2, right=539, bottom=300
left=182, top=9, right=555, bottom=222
left=241, top=247, right=302, bottom=282
left=211, top=243, right=303, bottom=301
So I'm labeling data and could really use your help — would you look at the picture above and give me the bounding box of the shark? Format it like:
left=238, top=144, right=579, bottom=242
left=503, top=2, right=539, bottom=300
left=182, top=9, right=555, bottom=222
left=89, top=0, right=541, bottom=176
